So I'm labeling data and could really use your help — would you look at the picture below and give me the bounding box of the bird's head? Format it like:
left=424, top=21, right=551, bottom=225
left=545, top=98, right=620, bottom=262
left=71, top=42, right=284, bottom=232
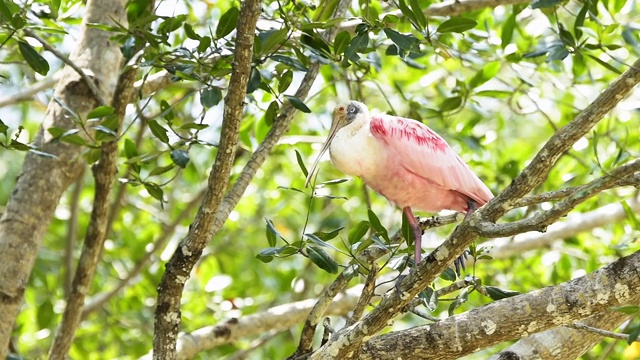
left=305, top=100, right=369, bottom=187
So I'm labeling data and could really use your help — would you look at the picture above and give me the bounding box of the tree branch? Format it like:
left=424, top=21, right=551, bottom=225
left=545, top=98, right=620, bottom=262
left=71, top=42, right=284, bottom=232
left=358, top=250, right=640, bottom=359
left=476, top=160, right=640, bottom=238
left=152, top=1, right=262, bottom=358
left=489, top=311, right=633, bottom=359
left=23, top=28, right=106, bottom=105
left=48, top=11, right=142, bottom=358
left=485, top=197, right=640, bottom=259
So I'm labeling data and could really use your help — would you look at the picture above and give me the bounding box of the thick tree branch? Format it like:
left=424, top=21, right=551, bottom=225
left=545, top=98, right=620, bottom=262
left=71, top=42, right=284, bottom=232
left=152, top=1, right=262, bottom=358
left=358, top=250, right=640, bottom=359
left=309, top=58, right=640, bottom=359
left=490, top=311, right=633, bottom=359
left=0, top=0, right=125, bottom=356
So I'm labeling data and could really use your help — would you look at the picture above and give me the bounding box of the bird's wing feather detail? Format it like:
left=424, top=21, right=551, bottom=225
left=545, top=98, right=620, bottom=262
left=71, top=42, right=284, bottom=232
left=370, top=114, right=493, bottom=205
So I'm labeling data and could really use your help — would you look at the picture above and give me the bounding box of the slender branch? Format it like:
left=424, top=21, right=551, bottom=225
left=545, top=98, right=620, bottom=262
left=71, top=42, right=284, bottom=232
left=569, top=322, right=640, bottom=342
left=290, top=264, right=360, bottom=358
left=48, top=27, right=142, bottom=360
left=346, top=263, right=378, bottom=326
left=64, top=170, right=85, bottom=297
left=23, top=29, right=106, bottom=105
left=0, top=76, right=58, bottom=108
left=476, top=160, right=640, bottom=238
left=82, top=189, right=204, bottom=317
left=485, top=196, right=640, bottom=259
left=152, top=1, right=262, bottom=358
left=512, top=172, right=640, bottom=209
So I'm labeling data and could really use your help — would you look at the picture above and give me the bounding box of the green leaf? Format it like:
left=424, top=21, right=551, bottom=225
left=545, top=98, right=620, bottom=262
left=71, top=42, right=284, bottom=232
left=348, top=220, right=370, bottom=245
left=184, top=23, right=200, bottom=40
left=200, top=87, right=222, bottom=108
left=87, top=106, right=115, bottom=119
left=260, top=28, right=288, bottom=53
left=312, top=227, right=344, bottom=241
left=333, top=31, right=351, bottom=56
left=265, top=219, right=277, bottom=247
left=401, top=212, right=414, bottom=248
left=367, top=209, right=389, bottom=242
left=179, top=123, right=209, bottom=131
left=611, top=305, right=640, bottom=315
left=620, top=201, right=640, bottom=230
left=147, top=120, right=170, bottom=143
left=439, top=268, right=457, bottom=281
left=18, top=41, right=50, bottom=75
left=383, top=28, right=418, bottom=52
left=246, top=68, right=261, bottom=94
left=256, top=246, right=285, bottom=263
left=439, top=96, right=462, bottom=112
left=304, top=233, right=342, bottom=252
left=419, top=287, right=438, bottom=311
left=216, top=7, right=239, bottom=38
left=37, top=299, right=54, bottom=329
left=148, top=164, right=176, bottom=176
left=144, top=182, right=164, bottom=201
left=437, top=18, right=477, bottom=34
left=319, top=178, right=349, bottom=186
left=343, top=32, right=369, bottom=63
left=448, top=287, right=469, bottom=315
left=485, top=286, right=521, bottom=300
left=587, top=54, right=622, bottom=74
left=409, top=0, right=427, bottom=29
left=263, top=101, right=279, bottom=126
left=469, top=62, right=501, bottom=89
left=501, top=13, right=516, bottom=48
left=295, top=149, right=309, bottom=177
left=0, top=119, right=8, bottom=137
left=124, top=138, right=138, bottom=159
left=278, top=70, right=293, bottom=94
left=285, top=95, right=312, bottom=113
left=531, top=0, right=563, bottom=8
left=265, top=218, right=286, bottom=246
left=9, top=139, right=30, bottom=151
left=271, top=55, right=308, bottom=71
left=308, top=246, right=338, bottom=273
left=170, top=149, right=190, bottom=168
left=627, top=324, right=640, bottom=344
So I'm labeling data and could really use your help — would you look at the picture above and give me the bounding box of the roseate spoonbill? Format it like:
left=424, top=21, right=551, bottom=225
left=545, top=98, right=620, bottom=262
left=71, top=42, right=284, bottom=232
left=305, top=100, right=493, bottom=271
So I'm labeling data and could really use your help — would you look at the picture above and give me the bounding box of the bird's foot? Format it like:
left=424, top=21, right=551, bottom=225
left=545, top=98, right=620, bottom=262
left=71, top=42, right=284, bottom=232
left=453, top=249, right=470, bottom=276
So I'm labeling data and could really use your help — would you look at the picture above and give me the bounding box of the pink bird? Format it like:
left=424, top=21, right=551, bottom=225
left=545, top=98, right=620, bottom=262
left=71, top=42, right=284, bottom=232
left=305, top=100, right=493, bottom=270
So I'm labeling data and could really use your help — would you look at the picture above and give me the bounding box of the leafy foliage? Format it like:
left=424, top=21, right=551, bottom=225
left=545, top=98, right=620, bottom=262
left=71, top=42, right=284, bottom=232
left=0, top=0, right=639, bottom=358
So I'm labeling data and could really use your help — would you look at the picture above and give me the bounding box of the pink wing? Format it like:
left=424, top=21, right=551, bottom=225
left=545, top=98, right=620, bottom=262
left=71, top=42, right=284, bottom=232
left=370, top=114, right=493, bottom=206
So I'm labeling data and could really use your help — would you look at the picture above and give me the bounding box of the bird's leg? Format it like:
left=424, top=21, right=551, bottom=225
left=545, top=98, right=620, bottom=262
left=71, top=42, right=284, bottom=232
left=454, top=199, right=479, bottom=275
left=403, top=207, right=423, bottom=265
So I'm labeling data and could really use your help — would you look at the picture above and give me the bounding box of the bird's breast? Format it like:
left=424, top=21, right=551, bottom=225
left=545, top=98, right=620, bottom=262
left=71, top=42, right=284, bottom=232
left=329, top=126, right=381, bottom=178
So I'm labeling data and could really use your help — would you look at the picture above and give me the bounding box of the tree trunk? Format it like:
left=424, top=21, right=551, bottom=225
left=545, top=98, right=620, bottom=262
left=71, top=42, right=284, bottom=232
left=0, top=0, right=126, bottom=356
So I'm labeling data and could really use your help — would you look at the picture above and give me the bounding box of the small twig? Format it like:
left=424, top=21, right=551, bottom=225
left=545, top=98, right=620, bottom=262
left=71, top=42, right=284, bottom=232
left=569, top=322, right=640, bottom=342
left=346, top=263, right=378, bottom=326
left=0, top=76, right=58, bottom=108
left=321, top=318, right=334, bottom=346
left=290, top=264, right=360, bottom=358
left=23, top=29, right=106, bottom=105
left=224, top=331, right=281, bottom=360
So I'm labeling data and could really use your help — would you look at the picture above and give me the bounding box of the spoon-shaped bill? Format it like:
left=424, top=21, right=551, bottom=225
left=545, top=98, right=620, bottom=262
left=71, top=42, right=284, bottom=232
left=304, top=119, right=342, bottom=188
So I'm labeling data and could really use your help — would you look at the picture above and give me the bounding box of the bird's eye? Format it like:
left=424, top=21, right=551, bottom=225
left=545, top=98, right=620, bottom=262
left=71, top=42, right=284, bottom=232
left=347, top=104, right=358, bottom=114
